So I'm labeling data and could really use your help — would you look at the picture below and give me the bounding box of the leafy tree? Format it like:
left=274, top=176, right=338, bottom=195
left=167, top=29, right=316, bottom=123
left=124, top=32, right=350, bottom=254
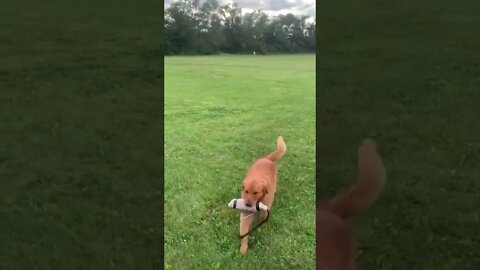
left=164, top=0, right=315, bottom=55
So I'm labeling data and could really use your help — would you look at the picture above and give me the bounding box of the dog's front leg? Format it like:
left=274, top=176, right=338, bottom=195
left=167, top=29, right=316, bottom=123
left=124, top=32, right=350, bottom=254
left=239, top=212, right=254, bottom=255
left=260, top=193, right=274, bottom=221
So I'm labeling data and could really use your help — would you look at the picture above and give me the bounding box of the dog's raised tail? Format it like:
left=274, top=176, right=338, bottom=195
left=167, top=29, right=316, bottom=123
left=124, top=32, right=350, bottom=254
left=267, top=136, right=286, bottom=162
left=327, top=139, right=386, bottom=220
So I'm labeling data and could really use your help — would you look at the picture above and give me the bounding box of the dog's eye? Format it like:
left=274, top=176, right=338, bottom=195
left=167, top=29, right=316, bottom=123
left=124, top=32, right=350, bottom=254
left=253, top=192, right=258, bottom=195
left=245, top=191, right=249, bottom=194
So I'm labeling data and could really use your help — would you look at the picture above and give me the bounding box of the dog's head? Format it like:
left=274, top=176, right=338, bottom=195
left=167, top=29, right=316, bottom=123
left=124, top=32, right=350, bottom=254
left=241, top=179, right=268, bottom=207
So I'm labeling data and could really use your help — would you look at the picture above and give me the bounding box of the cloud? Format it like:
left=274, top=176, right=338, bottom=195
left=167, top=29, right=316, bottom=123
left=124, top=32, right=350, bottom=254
left=165, top=0, right=315, bottom=18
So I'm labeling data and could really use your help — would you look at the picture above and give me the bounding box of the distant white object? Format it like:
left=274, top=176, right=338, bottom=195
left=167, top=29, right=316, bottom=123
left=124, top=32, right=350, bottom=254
left=228, top=199, right=268, bottom=212
left=253, top=51, right=256, bottom=55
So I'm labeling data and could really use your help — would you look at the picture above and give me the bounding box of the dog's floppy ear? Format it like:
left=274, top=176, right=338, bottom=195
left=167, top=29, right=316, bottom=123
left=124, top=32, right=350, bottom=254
left=262, top=184, right=268, bottom=195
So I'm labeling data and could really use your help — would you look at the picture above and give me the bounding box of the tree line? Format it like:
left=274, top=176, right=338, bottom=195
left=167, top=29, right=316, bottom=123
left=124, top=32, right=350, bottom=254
left=165, top=0, right=316, bottom=55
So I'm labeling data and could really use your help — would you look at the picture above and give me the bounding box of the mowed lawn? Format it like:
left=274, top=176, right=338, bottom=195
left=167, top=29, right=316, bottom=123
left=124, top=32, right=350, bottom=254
left=164, top=55, right=316, bottom=269
left=0, top=1, right=162, bottom=269
left=318, top=1, right=480, bottom=269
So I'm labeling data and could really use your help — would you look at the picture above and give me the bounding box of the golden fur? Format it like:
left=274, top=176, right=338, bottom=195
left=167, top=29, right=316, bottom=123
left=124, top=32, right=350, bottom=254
left=317, top=139, right=386, bottom=269
left=239, top=136, right=286, bottom=255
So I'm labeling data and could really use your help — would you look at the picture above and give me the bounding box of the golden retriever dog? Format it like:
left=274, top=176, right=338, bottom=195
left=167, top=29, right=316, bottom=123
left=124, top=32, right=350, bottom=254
left=317, top=139, right=386, bottom=270
left=239, top=136, right=286, bottom=255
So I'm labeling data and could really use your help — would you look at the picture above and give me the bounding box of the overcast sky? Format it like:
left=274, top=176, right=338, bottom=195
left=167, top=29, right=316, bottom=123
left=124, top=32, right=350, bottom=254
left=165, top=0, right=315, bottom=19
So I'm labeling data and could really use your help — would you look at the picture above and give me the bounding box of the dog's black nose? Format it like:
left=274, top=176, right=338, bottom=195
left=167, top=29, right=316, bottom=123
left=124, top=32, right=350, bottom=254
left=245, top=203, right=252, bottom=207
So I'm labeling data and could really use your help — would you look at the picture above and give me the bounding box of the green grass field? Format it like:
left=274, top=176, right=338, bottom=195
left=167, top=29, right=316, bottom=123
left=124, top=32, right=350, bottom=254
left=318, top=1, right=480, bottom=269
left=0, top=1, right=162, bottom=268
left=164, top=55, right=316, bottom=269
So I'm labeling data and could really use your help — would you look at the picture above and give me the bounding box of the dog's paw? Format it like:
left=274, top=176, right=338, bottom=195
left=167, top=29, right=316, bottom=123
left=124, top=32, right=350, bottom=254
left=240, top=243, right=248, bottom=255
